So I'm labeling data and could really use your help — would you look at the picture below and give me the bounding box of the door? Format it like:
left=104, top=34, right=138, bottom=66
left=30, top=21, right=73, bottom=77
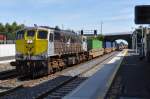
left=48, top=33, right=54, bottom=56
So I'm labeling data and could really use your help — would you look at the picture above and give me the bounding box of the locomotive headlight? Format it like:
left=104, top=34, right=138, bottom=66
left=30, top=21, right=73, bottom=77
left=27, top=40, right=33, bottom=44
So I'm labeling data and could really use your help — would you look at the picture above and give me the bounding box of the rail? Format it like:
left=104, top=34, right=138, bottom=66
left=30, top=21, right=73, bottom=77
left=36, top=52, right=118, bottom=99
left=0, top=51, right=118, bottom=99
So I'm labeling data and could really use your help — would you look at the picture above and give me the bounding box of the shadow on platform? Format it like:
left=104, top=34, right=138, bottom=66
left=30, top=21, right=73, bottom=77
left=106, top=51, right=150, bottom=99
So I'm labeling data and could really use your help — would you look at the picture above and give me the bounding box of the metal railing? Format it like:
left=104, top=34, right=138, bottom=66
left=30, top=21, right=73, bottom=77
left=0, top=40, right=15, bottom=44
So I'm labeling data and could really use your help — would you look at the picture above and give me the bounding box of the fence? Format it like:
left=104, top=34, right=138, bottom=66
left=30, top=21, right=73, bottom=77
left=0, top=40, right=15, bottom=44
left=0, top=44, right=15, bottom=58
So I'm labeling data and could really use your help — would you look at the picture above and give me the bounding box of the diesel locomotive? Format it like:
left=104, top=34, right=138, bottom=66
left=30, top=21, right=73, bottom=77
left=15, top=26, right=89, bottom=77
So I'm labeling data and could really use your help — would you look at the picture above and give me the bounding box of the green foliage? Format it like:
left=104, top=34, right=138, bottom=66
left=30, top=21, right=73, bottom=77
left=0, top=23, right=5, bottom=32
left=0, top=22, right=24, bottom=40
left=96, top=34, right=104, bottom=41
left=87, top=34, right=104, bottom=41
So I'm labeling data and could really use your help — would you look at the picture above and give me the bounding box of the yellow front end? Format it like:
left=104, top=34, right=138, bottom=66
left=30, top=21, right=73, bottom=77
left=34, top=40, right=48, bottom=56
left=16, top=29, right=48, bottom=60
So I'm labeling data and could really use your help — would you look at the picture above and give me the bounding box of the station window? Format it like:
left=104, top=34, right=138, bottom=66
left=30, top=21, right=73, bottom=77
left=38, top=30, right=48, bottom=39
left=27, top=30, right=35, bottom=37
left=16, top=30, right=24, bottom=40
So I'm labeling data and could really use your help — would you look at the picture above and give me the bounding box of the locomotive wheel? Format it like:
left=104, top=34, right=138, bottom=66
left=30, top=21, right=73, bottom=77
left=58, top=59, right=65, bottom=70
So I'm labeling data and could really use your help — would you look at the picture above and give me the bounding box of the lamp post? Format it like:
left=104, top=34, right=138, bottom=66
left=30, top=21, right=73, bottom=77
left=131, top=27, right=137, bottom=51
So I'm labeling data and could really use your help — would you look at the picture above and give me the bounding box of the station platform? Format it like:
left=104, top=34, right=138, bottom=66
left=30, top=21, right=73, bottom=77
left=106, top=50, right=150, bottom=99
left=63, top=50, right=128, bottom=99
left=0, top=56, right=15, bottom=64
left=64, top=50, right=150, bottom=99
left=0, top=57, right=15, bottom=72
left=0, top=56, right=15, bottom=72
left=0, top=44, right=15, bottom=64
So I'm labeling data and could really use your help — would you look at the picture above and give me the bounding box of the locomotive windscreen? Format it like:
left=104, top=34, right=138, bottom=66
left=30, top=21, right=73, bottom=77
left=16, top=30, right=25, bottom=40
left=37, top=30, right=48, bottom=39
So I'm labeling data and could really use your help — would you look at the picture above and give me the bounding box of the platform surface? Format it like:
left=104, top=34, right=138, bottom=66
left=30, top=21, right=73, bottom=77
left=114, top=50, right=150, bottom=99
left=0, top=56, right=15, bottom=64
left=63, top=50, right=127, bottom=99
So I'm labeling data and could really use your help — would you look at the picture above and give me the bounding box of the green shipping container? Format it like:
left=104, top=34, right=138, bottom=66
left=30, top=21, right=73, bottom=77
left=87, top=39, right=103, bottom=50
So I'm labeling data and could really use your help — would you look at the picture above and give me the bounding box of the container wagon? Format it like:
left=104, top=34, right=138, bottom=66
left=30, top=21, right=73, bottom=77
left=87, top=39, right=104, bottom=59
left=104, top=41, right=112, bottom=53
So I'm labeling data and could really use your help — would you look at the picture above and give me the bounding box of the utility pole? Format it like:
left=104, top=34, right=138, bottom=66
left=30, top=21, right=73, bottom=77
left=101, top=21, right=103, bottom=34
left=62, top=24, right=64, bottom=30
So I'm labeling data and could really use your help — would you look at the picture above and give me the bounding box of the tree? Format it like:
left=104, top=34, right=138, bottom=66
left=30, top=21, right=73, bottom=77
left=0, top=22, right=25, bottom=40
left=5, top=23, right=11, bottom=33
left=11, top=22, right=17, bottom=32
left=0, top=23, right=5, bottom=32
left=87, top=34, right=104, bottom=41
left=96, top=34, right=104, bottom=41
left=17, top=24, right=24, bottom=30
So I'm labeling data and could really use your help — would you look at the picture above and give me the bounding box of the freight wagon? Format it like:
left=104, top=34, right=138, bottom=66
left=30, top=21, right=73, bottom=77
left=87, top=39, right=104, bottom=59
left=104, top=41, right=112, bottom=53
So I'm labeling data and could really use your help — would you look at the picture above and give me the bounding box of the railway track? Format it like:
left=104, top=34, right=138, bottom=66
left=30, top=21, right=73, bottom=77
left=42, top=77, right=86, bottom=99
left=0, top=69, right=17, bottom=80
left=0, top=51, right=119, bottom=99
left=36, top=52, right=118, bottom=99
left=0, top=78, right=23, bottom=96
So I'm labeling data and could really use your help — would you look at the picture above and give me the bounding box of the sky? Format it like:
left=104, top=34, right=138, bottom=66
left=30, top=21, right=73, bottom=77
left=0, top=0, right=150, bottom=34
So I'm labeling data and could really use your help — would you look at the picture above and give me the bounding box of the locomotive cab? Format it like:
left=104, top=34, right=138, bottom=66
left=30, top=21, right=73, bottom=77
left=15, top=27, right=51, bottom=77
left=16, top=28, right=49, bottom=60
